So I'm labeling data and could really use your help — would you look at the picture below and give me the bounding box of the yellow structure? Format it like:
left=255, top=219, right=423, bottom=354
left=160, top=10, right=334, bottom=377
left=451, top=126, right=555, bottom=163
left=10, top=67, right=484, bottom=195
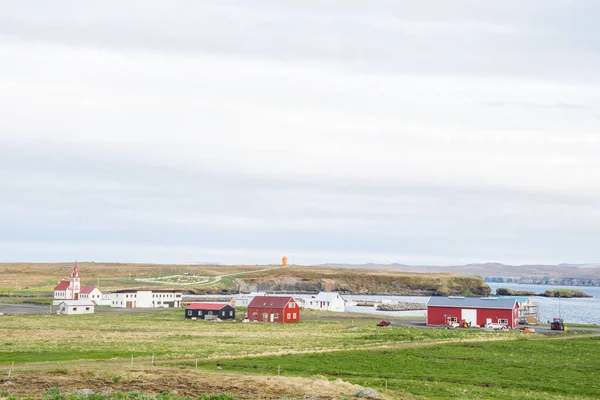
left=282, top=256, right=288, bottom=266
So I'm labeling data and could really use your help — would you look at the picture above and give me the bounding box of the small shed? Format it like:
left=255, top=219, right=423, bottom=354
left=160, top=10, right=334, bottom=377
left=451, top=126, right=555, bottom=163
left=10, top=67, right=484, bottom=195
left=426, top=297, right=518, bottom=328
left=185, top=303, right=235, bottom=320
left=58, top=300, right=95, bottom=315
left=248, top=296, right=300, bottom=323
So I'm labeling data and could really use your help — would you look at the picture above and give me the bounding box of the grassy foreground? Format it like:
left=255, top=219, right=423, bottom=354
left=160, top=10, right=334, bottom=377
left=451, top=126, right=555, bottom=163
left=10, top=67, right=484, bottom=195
left=197, top=337, right=600, bottom=399
left=2, top=309, right=598, bottom=399
left=0, top=309, right=495, bottom=366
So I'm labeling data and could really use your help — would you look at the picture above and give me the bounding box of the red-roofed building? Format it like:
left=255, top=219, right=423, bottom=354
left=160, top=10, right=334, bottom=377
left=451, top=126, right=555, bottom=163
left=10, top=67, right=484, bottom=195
left=185, top=303, right=235, bottom=320
left=78, top=286, right=102, bottom=304
left=53, top=262, right=84, bottom=303
left=247, top=296, right=300, bottom=323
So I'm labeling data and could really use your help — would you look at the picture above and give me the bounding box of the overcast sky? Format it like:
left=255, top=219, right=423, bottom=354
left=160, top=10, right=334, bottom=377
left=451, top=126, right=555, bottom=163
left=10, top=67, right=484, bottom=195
left=1, top=1, right=599, bottom=265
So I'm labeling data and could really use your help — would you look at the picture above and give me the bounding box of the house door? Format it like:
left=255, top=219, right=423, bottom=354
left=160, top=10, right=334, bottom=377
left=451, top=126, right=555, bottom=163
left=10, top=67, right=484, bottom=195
left=270, top=314, right=275, bottom=322
left=461, top=309, right=477, bottom=326
left=126, top=301, right=132, bottom=308
left=262, top=313, right=268, bottom=321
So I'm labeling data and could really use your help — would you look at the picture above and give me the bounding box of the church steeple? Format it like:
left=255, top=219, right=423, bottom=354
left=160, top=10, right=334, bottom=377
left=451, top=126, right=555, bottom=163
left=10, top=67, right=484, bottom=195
left=70, top=261, right=81, bottom=298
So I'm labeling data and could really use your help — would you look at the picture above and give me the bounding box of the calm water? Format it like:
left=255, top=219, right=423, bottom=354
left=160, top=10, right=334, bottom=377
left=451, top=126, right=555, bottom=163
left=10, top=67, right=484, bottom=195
left=486, top=282, right=600, bottom=325
left=187, top=284, right=600, bottom=324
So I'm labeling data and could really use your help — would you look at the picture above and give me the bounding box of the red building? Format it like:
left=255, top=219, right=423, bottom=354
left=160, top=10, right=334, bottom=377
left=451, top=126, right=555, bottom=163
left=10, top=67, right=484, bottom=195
left=426, top=297, right=519, bottom=328
left=247, top=296, right=300, bottom=323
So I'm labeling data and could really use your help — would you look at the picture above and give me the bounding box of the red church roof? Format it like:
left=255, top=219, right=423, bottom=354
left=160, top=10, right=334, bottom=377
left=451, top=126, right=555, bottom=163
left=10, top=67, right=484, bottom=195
left=186, top=303, right=231, bottom=311
left=248, top=296, right=295, bottom=309
left=79, top=286, right=98, bottom=294
left=54, top=280, right=70, bottom=290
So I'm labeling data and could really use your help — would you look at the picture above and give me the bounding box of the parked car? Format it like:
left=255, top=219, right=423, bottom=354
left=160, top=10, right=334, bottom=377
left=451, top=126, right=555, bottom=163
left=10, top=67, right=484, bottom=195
left=483, top=322, right=509, bottom=331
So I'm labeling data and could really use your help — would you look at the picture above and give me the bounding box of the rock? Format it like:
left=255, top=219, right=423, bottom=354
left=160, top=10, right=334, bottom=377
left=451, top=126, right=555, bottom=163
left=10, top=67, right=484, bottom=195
left=75, top=389, right=95, bottom=395
left=4, top=381, right=13, bottom=386
left=356, top=389, right=378, bottom=398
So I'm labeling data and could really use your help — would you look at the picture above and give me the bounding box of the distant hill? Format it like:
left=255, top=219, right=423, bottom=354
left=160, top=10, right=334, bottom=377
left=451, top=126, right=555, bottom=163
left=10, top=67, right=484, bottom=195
left=317, top=262, right=600, bottom=286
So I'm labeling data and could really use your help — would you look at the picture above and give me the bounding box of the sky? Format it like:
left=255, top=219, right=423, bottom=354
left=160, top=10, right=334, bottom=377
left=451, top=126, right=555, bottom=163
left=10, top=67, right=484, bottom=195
left=1, top=1, right=599, bottom=266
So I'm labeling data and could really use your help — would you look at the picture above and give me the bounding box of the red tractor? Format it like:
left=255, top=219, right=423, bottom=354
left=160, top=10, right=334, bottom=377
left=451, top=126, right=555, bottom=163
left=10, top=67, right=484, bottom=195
left=551, top=318, right=567, bottom=331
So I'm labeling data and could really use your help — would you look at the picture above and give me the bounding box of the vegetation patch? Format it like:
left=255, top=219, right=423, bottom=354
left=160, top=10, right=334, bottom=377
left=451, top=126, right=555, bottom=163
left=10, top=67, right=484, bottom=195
left=199, top=337, right=600, bottom=399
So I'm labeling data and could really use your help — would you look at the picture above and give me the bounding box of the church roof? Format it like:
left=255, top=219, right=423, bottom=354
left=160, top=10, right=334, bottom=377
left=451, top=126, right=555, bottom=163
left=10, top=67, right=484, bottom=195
left=54, top=280, right=70, bottom=290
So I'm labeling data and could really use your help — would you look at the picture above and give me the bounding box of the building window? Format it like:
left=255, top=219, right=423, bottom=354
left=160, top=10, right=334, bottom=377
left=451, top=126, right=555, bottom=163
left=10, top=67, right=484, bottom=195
left=85, top=307, right=90, bottom=311
left=293, top=313, right=297, bottom=319
left=263, top=313, right=268, bottom=320
left=273, top=313, right=279, bottom=320
left=289, top=302, right=295, bottom=308
left=73, top=308, right=77, bottom=311
left=252, top=312, right=258, bottom=319
left=187, top=310, right=192, bottom=316
left=498, top=319, right=508, bottom=324
left=449, top=317, right=458, bottom=323
left=229, top=311, right=233, bottom=316
left=222, top=311, right=225, bottom=316
left=287, top=313, right=291, bottom=319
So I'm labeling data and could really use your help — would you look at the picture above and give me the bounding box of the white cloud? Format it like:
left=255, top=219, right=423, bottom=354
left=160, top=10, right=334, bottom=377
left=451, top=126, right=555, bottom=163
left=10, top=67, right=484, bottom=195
left=1, top=1, right=600, bottom=264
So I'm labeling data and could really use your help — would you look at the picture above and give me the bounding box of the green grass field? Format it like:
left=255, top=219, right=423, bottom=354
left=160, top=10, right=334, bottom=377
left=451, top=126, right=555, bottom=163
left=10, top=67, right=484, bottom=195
left=1, top=309, right=598, bottom=399
left=0, top=309, right=498, bottom=365
left=196, top=337, right=600, bottom=399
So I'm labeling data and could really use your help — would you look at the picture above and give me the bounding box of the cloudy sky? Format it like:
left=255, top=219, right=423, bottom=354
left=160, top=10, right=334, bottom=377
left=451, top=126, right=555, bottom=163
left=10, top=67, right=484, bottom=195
left=1, top=1, right=599, bottom=265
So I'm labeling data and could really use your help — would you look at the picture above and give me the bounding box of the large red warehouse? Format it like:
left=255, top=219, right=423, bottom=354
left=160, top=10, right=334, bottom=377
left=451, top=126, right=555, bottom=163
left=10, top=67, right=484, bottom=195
left=247, top=296, right=300, bottom=323
left=426, top=297, right=519, bottom=328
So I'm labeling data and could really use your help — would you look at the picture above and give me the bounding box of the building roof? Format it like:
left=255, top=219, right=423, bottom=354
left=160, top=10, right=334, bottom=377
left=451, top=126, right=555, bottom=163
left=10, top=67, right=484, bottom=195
left=54, top=280, right=70, bottom=290
left=186, top=303, right=231, bottom=311
left=427, top=297, right=518, bottom=310
left=80, top=286, right=99, bottom=294
left=314, top=292, right=343, bottom=302
left=111, top=289, right=183, bottom=294
left=248, top=296, right=295, bottom=309
left=59, top=300, right=95, bottom=306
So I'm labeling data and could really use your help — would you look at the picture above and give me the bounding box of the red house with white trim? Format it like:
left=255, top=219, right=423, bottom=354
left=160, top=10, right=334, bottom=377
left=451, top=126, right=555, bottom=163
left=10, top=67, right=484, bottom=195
left=247, top=296, right=300, bottom=323
left=426, top=297, right=519, bottom=328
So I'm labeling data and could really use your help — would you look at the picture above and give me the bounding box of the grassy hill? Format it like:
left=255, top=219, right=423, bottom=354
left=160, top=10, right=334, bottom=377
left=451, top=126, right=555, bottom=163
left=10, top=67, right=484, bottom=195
left=0, top=262, right=490, bottom=296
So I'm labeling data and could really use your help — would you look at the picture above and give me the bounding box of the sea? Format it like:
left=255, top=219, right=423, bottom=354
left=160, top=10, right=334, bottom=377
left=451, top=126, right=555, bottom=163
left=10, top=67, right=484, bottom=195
left=186, top=283, right=600, bottom=324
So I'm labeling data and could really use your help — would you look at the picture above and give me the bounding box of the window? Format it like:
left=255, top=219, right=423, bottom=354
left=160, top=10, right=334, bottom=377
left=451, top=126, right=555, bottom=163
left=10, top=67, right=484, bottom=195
left=273, top=313, right=279, bottom=320
left=229, top=311, right=233, bottom=316
left=498, top=319, right=508, bottom=324
left=449, top=317, right=458, bottom=323
left=263, top=313, right=268, bottom=320
left=73, top=307, right=77, bottom=311
left=85, top=307, right=90, bottom=311
left=221, top=311, right=225, bottom=316
left=289, top=302, right=295, bottom=308
left=293, top=313, right=297, bottom=319
left=252, top=312, right=258, bottom=319
left=287, top=313, right=291, bottom=319
left=187, top=310, right=192, bottom=316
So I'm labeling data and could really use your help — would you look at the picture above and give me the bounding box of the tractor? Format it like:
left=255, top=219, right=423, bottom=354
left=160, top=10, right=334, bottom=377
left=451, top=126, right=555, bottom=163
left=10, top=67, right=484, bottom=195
left=550, top=318, right=567, bottom=331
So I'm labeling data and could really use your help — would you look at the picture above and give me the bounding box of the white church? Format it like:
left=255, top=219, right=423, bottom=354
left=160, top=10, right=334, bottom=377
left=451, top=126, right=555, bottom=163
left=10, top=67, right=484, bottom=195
left=53, top=263, right=102, bottom=307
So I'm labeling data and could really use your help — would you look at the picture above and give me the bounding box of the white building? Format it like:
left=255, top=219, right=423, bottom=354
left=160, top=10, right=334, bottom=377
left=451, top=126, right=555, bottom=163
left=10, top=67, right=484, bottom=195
left=78, top=286, right=102, bottom=304
left=109, top=290, right=182, bottom=308
left=53, top=263, right=82, bottom=305
left=303, top=292, right=346, bottom=312
left=233, top=292, right=266, bottom=307
left=58, top=300, right=95, bottom=315
left=99, top=292, right=113, bottom=306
